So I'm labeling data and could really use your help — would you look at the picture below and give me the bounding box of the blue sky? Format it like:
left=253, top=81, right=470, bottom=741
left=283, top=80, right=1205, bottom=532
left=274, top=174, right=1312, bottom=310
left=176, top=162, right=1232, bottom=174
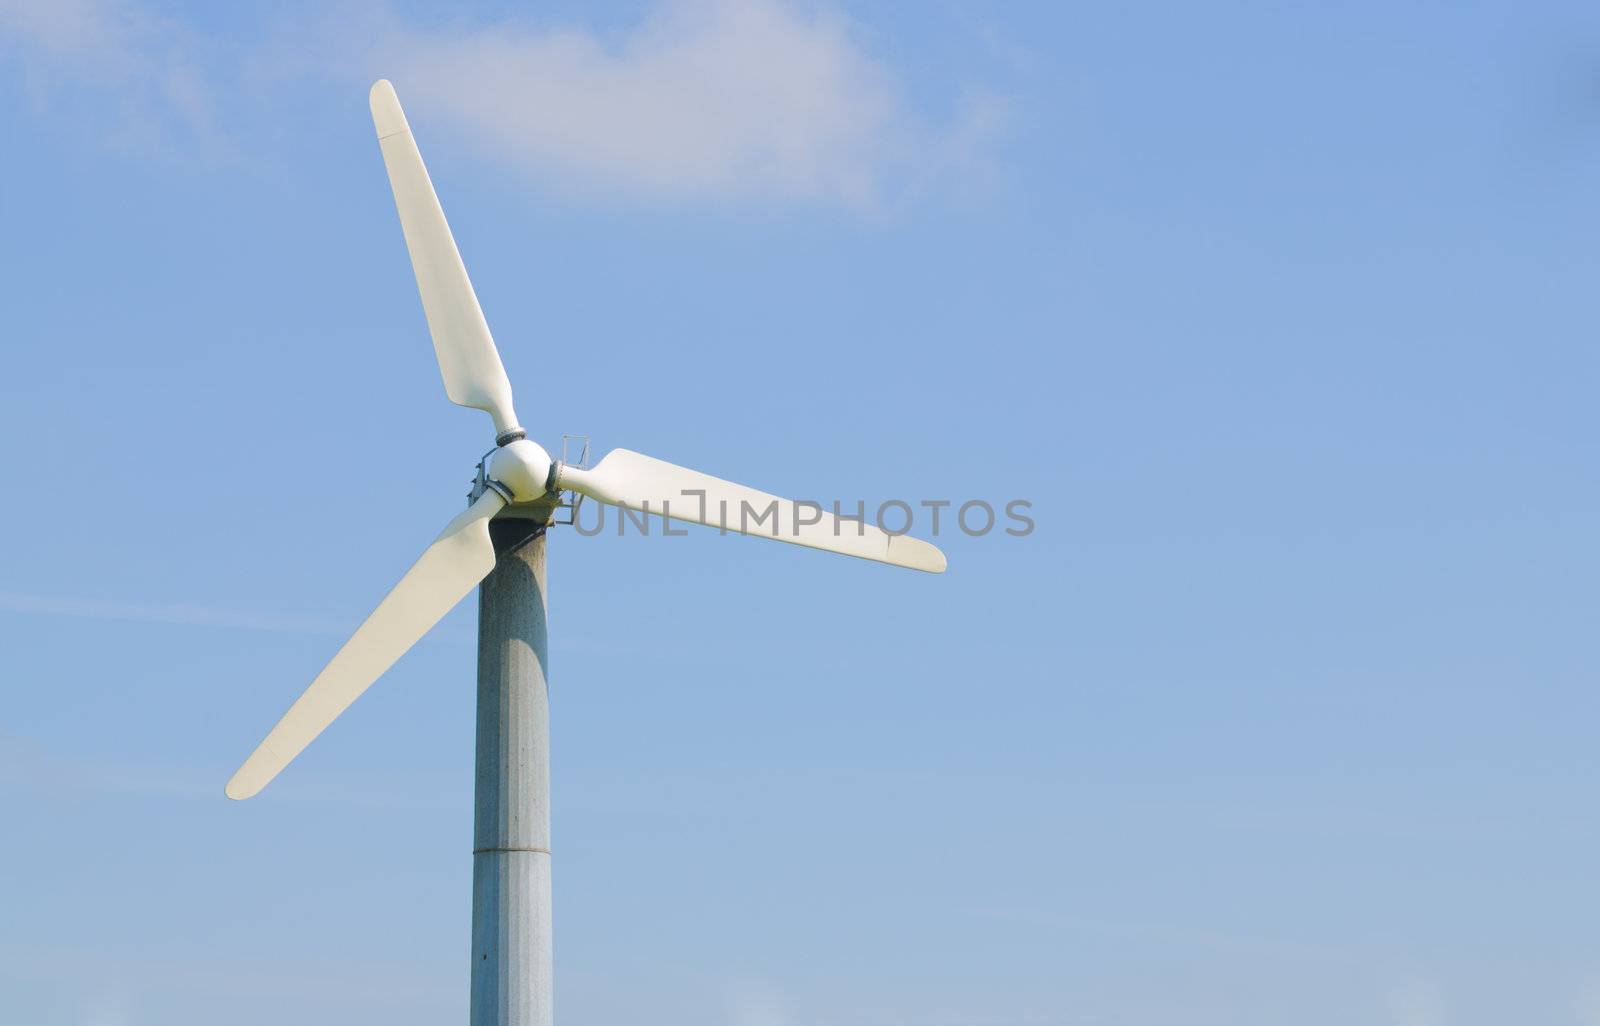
left=3, top=1, right=1600, bottom=1023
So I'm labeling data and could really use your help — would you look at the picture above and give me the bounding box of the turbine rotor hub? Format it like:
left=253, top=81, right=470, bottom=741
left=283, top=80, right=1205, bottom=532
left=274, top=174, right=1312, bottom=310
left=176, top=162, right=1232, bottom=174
left=485, top=438, right=553, bottom=503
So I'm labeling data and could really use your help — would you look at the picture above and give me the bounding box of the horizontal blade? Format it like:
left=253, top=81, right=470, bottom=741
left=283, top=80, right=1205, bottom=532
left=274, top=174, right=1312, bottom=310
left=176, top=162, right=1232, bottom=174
left=369, top=79, right=521, bottom=436
left=560, top=449, right=946, bottom=573
left=226, top=490, right=506, bottom=800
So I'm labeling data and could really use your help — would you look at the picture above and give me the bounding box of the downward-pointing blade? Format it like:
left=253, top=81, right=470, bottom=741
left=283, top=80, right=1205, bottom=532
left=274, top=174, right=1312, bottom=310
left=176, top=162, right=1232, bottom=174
left=560, top=449, right=947, bottom=573
left=225, top=489, right=507, bottom=800
left=370, top=79, right=521, bottom=436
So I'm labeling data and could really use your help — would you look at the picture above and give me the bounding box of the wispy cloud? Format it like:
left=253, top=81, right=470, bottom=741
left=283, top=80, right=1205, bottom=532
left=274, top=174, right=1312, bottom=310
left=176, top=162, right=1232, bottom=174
left=0, top=729, right=217, bottom=800
left=0, top=0, right=1005, bottom=208
left=0, top=0, right=220, bottom=151
left=370, top=0, right=1006, bottom=208
left=0, top=589, right=340, bottom=634
left=1386, top=979, right=1445, bottom=1026
left=0, top=939, right=456, bottom=1014
left=723, top=979, right=792, bottom=1026
left=0, top=0, right=126, bottom=57
left=0, top=729, right=467, bottom=807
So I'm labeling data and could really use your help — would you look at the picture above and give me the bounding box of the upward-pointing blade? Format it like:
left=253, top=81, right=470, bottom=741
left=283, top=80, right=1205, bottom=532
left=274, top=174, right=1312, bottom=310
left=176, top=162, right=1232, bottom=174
left=370, top=79, right=521, bottom=437
left=225, top=489, right=507, bottom=800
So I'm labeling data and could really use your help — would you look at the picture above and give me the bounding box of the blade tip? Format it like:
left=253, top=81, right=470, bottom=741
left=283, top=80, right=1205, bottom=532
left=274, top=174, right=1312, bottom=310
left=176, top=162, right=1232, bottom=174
left=225, top=771, right=261, bottom=801
left=369, top=79, right=409, bottom=138
left=892, top=536, right=947, bottom=573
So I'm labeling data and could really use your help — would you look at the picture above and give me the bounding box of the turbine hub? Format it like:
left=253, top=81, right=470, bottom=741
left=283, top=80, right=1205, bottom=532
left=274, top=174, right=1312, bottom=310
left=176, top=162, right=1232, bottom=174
left=486, top=438, right=552, bottom=502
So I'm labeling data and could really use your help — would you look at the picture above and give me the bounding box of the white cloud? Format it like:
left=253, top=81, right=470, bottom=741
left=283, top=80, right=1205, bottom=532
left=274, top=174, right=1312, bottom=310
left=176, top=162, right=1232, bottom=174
left=0, top=0, right=219, bottom=149
left=372, top=0, right=1000, bottom=208
left=0, top=0, right=1004, bottom=208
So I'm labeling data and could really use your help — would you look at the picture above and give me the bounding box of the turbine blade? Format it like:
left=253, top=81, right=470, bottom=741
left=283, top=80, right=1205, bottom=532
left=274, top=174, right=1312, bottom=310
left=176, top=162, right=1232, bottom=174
left=226, top=490, right=507, bottom=800
left=370, top=79, right=521, bottom=436
left=560, top=449, right=946, bottom=573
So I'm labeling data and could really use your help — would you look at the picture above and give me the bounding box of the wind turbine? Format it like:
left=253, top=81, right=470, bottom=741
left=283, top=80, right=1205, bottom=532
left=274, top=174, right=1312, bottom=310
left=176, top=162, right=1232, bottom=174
left=226, top=80, right=945, bottom=1026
